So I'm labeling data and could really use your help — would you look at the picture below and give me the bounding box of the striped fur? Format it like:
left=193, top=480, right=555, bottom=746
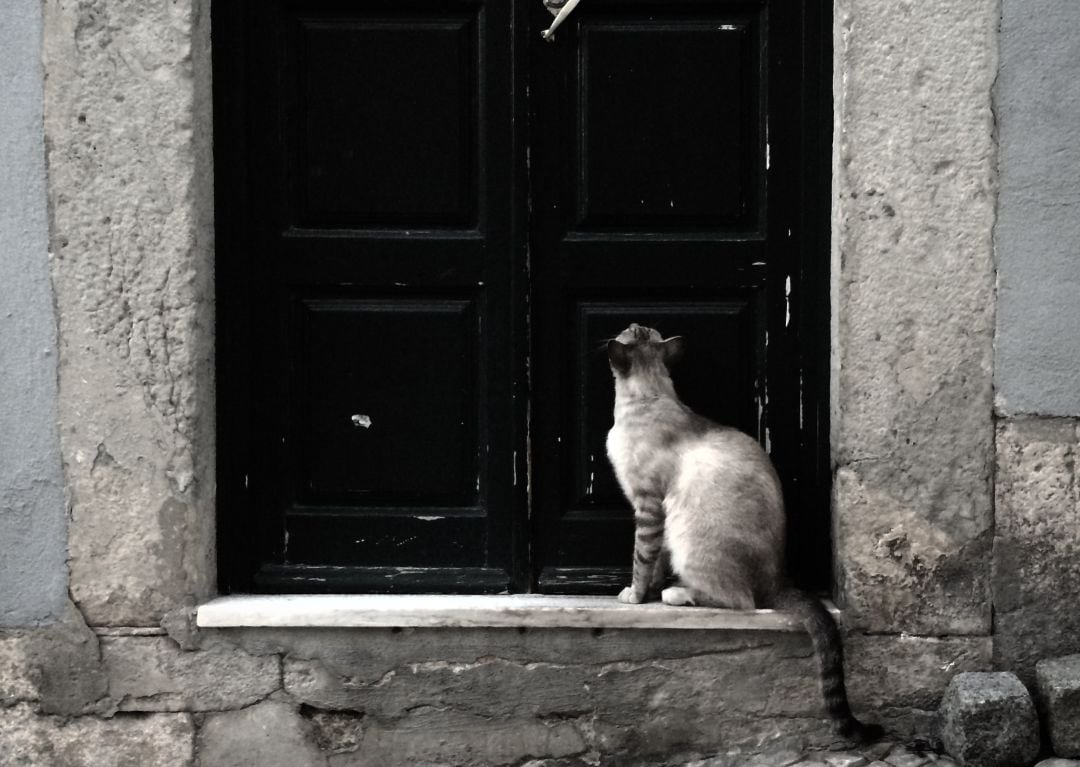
left=605, top=324, right=882, bottom=743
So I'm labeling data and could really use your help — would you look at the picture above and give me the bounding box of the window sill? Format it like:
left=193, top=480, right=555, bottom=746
left=196, top=594, right=837, bottom=631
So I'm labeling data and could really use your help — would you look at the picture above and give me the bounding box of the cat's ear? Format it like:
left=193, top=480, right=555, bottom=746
left=607, top=339, right=632, bottom=375
left=661, top=336, right=685, bottom=366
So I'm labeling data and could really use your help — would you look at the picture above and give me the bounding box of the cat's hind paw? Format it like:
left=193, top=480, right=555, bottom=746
left=617, top=586, right=644, bottom=604
left=661, top=586, right=695, bottom=606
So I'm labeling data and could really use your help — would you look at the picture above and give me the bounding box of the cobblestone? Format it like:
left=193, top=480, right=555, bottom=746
left=1037, top=655, right=1080, bottom=757
left=939, top=671, right=1040, bottom=766
left=692, top=741, right=957, bottom=767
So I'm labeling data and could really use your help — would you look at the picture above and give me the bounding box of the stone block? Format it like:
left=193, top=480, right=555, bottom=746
left=327, top=709, right=590, bottom=767
left=101, top=636, right=280, bottom=712
left=43, top=0, right=216, bottom=626
left=744, top=748, right=804, bottom=766
left=994, top=419, right=1080, bottom=681
left=304, top=708, right=365, bottom=758
left=831, top=0, right=998, bottom=636
left=882, top=749, right=930, bottom=767
left=1036, top=655, right=1080, bottom=757
left=0, top=703, right=194, bottom=765
left=846, top=634, right=993, bottom=711
left=278, top=628, right=822, bottom=725
left=939, top=672, right=1039, bottom=767
left=241, top=625, right=981, bottom=758
left=27, top=603, right=109, bottom=715
left=0, top=634, right=36, bottom=704
left=1035, top=760, right=1080, bottom=767
left=197, top=700, right=325, bottom=767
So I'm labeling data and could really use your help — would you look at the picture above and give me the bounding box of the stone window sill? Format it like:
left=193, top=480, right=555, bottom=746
left=195, top=594, right=837, bottom=631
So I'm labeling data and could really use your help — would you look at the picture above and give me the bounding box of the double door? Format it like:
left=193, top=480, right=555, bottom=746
left=214, top=0, right=831, bottom=594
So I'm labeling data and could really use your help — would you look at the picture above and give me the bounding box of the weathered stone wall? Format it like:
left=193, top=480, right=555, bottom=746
left=3, top=0, right=1077, bottom=762
left=0, top=615, right=992, bottom=765
left=831, top=0, right=998, bottom=636
left=41, top=0, right=216, bottom=626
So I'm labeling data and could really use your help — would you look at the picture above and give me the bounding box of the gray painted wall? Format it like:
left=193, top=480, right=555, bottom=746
left=0, top=0, right=67, bottom=625
left=995, top=0, right=1080, bottom=416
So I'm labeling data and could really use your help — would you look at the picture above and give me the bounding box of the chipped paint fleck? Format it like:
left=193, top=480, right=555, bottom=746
left=784, top=275, right=792, bottom=327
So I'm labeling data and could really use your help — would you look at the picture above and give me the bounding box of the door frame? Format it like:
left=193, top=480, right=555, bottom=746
left=211, top=0, right=835, bottom=594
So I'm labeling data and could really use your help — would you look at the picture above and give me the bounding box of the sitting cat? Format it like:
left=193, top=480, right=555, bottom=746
left=606, top=323, right=882, bottom=743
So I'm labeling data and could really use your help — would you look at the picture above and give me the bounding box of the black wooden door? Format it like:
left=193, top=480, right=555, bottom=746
left=215, top=0, right=830, bottom=594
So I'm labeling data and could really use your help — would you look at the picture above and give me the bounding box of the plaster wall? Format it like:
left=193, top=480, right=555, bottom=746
left=994, top=0, right=1080, bottom=418
left=990, top=0, right=1080, bottom=679
left=0, top=0, right=68, bottom=626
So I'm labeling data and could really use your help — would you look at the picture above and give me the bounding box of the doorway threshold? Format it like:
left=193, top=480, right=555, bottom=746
left=196, top=593, right=838, bottom=631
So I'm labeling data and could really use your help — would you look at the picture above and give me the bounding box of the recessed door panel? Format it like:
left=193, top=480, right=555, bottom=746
left=576, top=15, right=762, bottom=231
left=297, top=297, right=478, bottom=505
left=291, top=10, right=480, bottom=228
left=284, top=515, right=487, bottom=567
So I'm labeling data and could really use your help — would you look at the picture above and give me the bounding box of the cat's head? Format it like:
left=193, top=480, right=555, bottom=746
left=607, top=323, right=684, bottom=377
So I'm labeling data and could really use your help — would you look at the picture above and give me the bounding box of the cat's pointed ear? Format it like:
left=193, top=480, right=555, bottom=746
left=607, top=339, right=632, bottom=375
left=661, top=336, right=685, bottom=366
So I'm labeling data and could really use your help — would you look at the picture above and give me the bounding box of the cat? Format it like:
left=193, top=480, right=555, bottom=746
left=605, top=323, right=882, bottom=743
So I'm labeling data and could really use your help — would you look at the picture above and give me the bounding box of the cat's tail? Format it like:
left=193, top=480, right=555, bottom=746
left=776, top=589, right=884, bottom=744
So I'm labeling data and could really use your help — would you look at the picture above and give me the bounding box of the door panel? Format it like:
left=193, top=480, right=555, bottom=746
left=216, top=0, right=523, bottom=594
left=577, top=16, right=762, bottom=230
left=529, top=0, right=806, bottom=592
left=296, top=297, right=479, bottom=504
left=293, top=14, right=479, bottom=227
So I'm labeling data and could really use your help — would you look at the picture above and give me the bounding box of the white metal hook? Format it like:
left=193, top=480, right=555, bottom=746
left=541, top=0, right=581, bottom=42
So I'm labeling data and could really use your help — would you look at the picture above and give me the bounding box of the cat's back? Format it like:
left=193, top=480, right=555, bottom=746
left=668, top=422, right=783, bottom=520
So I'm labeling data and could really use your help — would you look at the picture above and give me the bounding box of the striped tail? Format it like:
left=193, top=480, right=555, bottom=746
left=777, top=589, right=884, bottom=743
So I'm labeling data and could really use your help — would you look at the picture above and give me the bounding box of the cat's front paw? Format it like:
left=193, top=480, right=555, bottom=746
left=661, top=586, right=695, bottom=606
left=617, top=586, right=644, bottom=604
